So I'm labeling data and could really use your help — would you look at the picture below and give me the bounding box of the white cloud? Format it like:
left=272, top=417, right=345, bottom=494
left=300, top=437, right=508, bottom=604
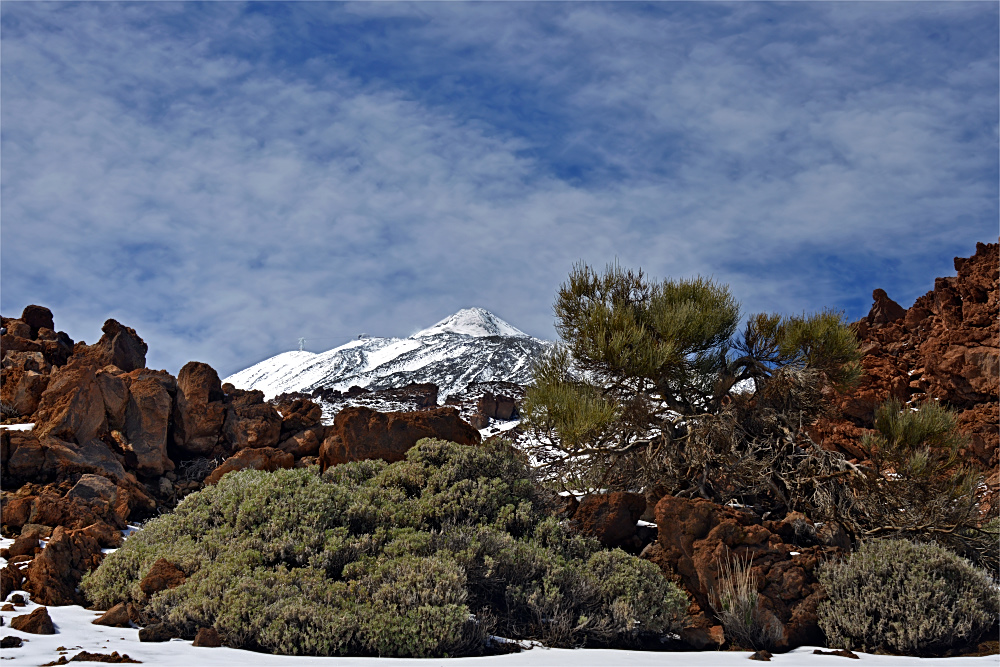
left=1, top=3, right=995, bottom=376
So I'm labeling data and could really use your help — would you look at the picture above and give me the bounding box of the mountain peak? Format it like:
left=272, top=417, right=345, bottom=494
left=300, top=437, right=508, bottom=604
left=411, top=307, right=529, bottom=339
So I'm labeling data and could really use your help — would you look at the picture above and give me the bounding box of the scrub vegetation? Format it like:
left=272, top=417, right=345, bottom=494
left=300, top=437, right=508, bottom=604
left=82, top=438, right=687, bottom=657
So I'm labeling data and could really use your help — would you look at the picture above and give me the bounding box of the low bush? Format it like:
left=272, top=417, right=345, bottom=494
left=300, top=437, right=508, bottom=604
left=817, top=539, right=999, bottom=655
left=82, top=438, right=687, bottom=657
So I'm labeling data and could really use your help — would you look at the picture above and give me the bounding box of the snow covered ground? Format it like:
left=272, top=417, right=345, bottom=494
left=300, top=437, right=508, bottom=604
left=3, top=536, right=996, bottom=667
left=1, top=599, right=996, bottom=667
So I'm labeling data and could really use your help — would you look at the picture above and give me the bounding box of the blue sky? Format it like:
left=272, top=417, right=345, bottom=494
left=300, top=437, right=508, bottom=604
left=2, top=2, right=997, bottom=378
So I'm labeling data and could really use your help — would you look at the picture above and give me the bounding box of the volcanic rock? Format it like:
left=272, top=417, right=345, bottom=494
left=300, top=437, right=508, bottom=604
left=3, top=319, right=31, bottom=340
left=20, top=306, right=54, bottom=338
left=138, top=623, right=174, bottom=642
left=193, top=627, right=222, bottom=647
left=318, top=406, right=480, bottom=469
left=571, top=492, right=646, bottom=549
left=34, top=358, right=107, bottom=446
left=173, top=362, right=225, bottom=455
left=139, top=559, right=186, bottom=597
left=80, top=320, right=147, bottom=373
left=222, top=391, right=282, bottom=451
left=277, top=425, right=325, bottom=459
left=66, top=474, right=118, bottom=505
left=92, top=602, right=131, bottom=628
left=276, top=398, right=322, bottom=436
left=1, top=564, right=25, bottom=601
left=10, top=606, right=55, bottom=634
left=95, top=368, right=130, bottom=431
left=643, top=496, right=838, bottom=650
left=5, top=535, right=39, bottom=559
left=123, top=374, right=173, bottom=476
left=817, top=241, right=999, bottom=471
left=23, top=526, right=103, bottom=606
left=203, top=447, right=294, bottom=485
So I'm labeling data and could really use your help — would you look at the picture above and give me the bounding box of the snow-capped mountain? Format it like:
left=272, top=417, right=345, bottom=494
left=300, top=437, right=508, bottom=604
left=224, top=308, right=553, bottom=401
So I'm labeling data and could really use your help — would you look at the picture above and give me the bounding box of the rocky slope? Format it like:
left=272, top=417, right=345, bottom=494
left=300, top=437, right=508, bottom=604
left=814, top=240, right=998, bottom=474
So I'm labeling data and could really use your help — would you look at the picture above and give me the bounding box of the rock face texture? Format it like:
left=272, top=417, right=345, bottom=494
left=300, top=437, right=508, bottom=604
left=815, top=241, right=999, bottom=472
left=643, top=496, right=843, bottom=651
left=203, top=447, right=295, bottom=485
left=10, top=606, right=55, bottom=634
left=571, top=492, right=647, bottom=549
left=318, top=406, right=481, bottom=469
left=173, top=361, right=226, bottom=456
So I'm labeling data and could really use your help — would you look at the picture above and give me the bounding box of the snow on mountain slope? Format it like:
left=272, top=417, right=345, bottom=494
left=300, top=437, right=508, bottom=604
left=224, top=308, right=553, bottom=401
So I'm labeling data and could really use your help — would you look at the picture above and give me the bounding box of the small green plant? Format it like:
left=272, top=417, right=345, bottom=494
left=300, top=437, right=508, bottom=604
left=709, top=554, right=783, bottom=650
left=848, top=399, right=996, bottom=571
left=82, top=438, right=687, bottom=657
left=817, top=539, right=999, bottom=655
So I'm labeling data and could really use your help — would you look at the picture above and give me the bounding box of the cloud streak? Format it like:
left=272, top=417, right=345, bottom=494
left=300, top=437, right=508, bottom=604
left=2, top=2, right=996, bottom=377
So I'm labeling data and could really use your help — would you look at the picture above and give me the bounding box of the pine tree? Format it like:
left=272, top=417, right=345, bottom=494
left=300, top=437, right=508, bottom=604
left=522, top=262, right=862, bottom=503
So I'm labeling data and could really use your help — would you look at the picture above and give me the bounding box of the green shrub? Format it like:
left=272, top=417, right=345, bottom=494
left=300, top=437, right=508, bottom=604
left=82, top=438, right=687, bottom=657
left=817, top=539, right=999, bottom=655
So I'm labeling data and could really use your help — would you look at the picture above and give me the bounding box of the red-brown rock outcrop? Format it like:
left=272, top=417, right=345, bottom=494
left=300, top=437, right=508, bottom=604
left=9, top=606, right=55, bottom=634
left=203, top=447, right=294, bottom=485
left=138, top=559, right=186, bottom=597
left=643, top=495, right=841, bottom=650
left=173, top=362, right=226, bottom=456
left=78, top=319, right=148, bottom=373
left=571, top=492, right=646, bottom=549
left=23, top=525, right=105, bottom=606
left=318, top=406, right=480, bottom=469
left=815, top=241, right=998, bottom=472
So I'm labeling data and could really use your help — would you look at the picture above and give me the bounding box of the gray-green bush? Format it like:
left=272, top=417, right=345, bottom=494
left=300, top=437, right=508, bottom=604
left=82, top=438, right=687, bottom=657
left=817, top=539, right=999, bottom=655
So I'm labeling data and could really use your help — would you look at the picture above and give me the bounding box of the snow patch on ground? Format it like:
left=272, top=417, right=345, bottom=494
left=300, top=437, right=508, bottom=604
left=0, top=423, right=34, bottom=431
left=1, top=602, right=995, bottom=667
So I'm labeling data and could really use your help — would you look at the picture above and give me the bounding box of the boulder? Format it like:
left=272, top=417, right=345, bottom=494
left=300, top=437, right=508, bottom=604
left=95, top=368, right=130, bottom=431
left=1, top=493, right=34, bottom=531
left=203, top=447, right=294, bottom=485
left=277, top=398, right=322, bottom=436
left=9, top=606, right=55, bottom=634
left=79, top=320, right=148, bottom=373
left=24, top=525, right=104, bottom=606
left=318, top=406, right=481, bottom=470
left=9, top=370, right=50, bottom=416
left=123, top=374, right=173, bottom=476
left=2, top=350, right=51, bottom=373
left=41, top=437, right=129, bottom=484
left=139, top=558, right=186, bottom=597
left=643, top=496, right=839, bottom=650
left=866, top=289, right=906, bottom=327
left=3, top=319, right=31, bottom=340
left=5, top=535, right=39, bottom=559
left=27, top=486, right=125, bottom=534
left=0, top=334, right=43, bottom=354
left=193, top=627, right=222, bottom=647
left=571, top=492, right=646, bottom=549
left=1, top=564, right=25, bottom=601
left=173, top=362, right=225, bottom=455
left=138, top=623, right=174, bottom=642
left=20, top=305, right=54, bottom=338
left=277, top=425, right=325, bottom=459
left=222, top=401, right=282, bottom=451
left=66, top=474, right=118, bottom=505
left=92, top=602, right=131, bottom=627
left=33, top=358, right=107, bottom=446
